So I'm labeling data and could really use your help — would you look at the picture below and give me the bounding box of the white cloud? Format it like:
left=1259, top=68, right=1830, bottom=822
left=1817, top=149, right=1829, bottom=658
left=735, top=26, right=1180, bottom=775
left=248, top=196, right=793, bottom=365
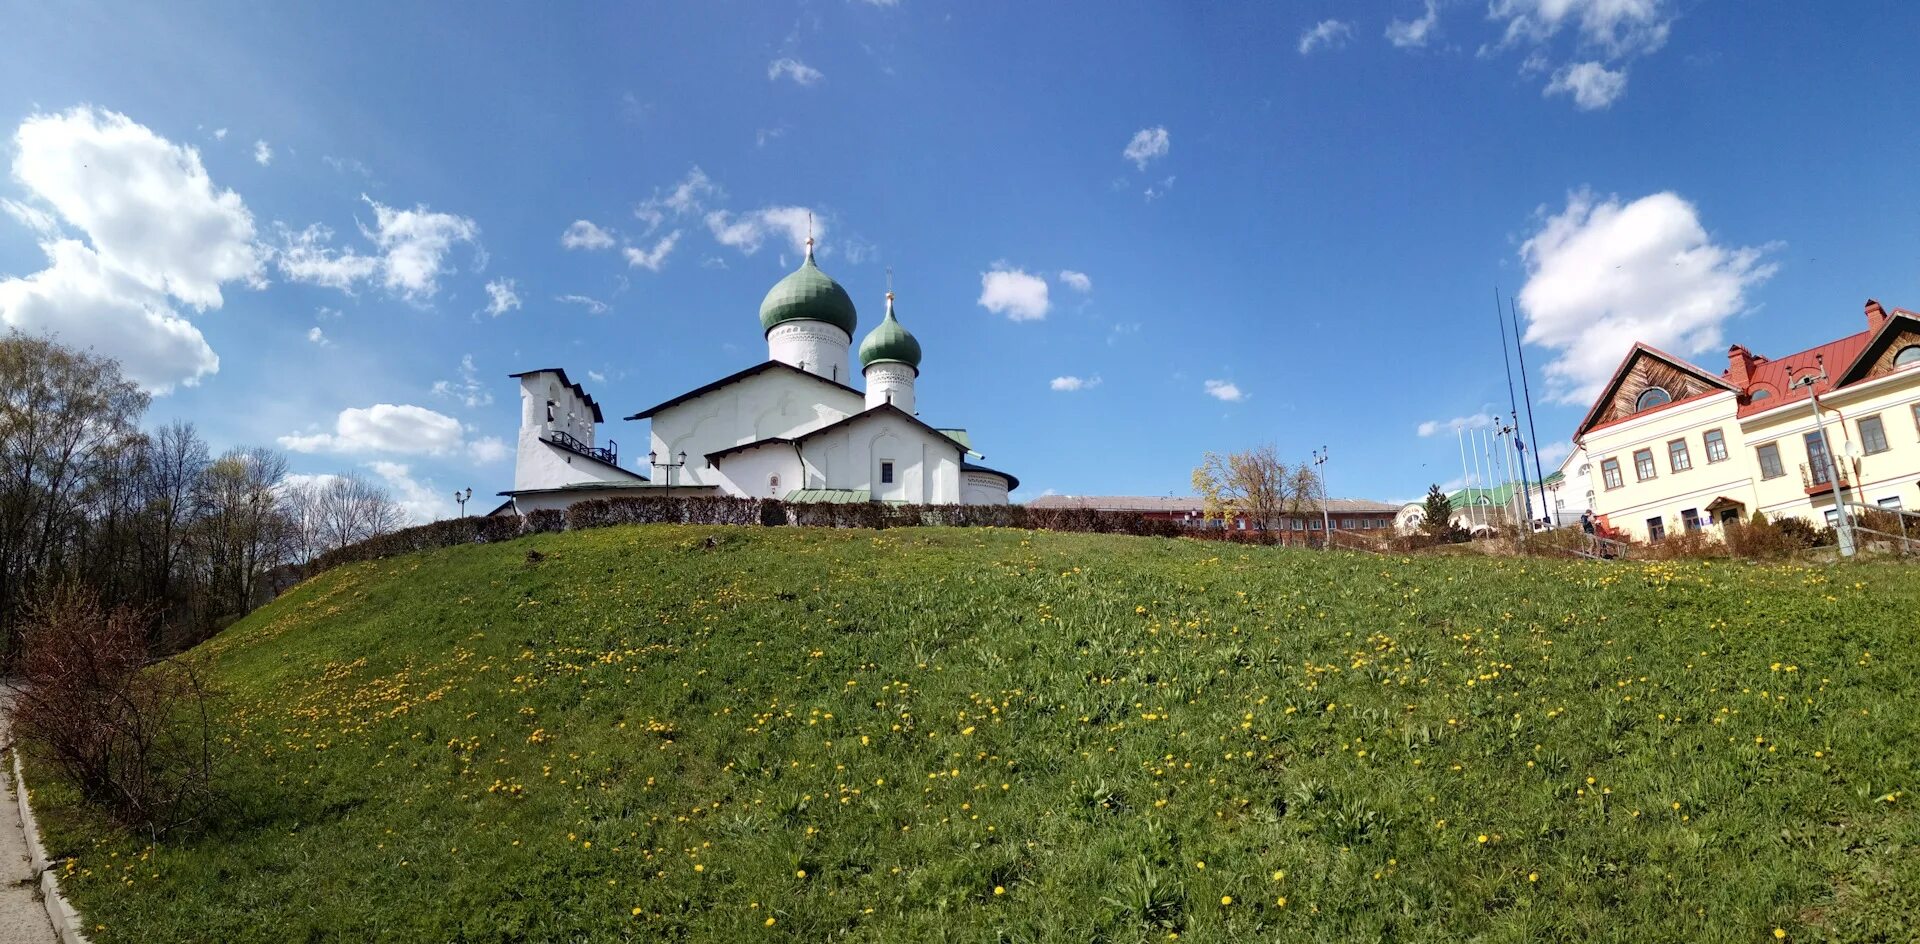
left=1058, top=270, right=1092, bottom=293
left=1298, top=19, right=1354, bottom=54
left=624, top=230, right=680, bottom=271
left=1143, top=176, right=1177, bottom=202
left=1417, top=411, right=1496, bottom=437
left=1545, top=61, right=1628, bottom=110
left=1203, top=379, right=1247, bottom=402
left=1049, top=375, right=1101, bottom=392
left=431, top=354, right=493, bottom=409
left=755, top=126, right=787, bottom=148
left=359, top=196, right=480, bottom=301
left=322, top=155, right=372, bottom=178
left=1122, top=127, right=1170, bottom=171
left=978, top=267, right=1050, bottom=321
left=636, top=166, right=721, bottom=233
left=483, top=277, right=521, bottom=317
left=0, top=106, right=266, bottom=392
left=306, top=325, right=329, bottom=346
left=273, top=223, right=380, bottom=291
left=10, top=106, right=263, bottom=308
left=253, top=139, right=272, bottom=166
left=555, top=294, right=609, bottom=315
left=1490, top=0, right=1671, bottom=59
left=587, top=370, right=606, bottom=384
left=212, top=128, right=228, bottom=141
left=706, top=206, right=817, bottom=256
left=366, top=461, right=455, bottom=524
left=279, top=403, right=466, bottom=456
left=1387, top=0, right=1440, bottom=48
left=1, top=199, right=59, bottom=237
left=467, top=436, right=509, bottom=464
left=1534, top=439, right=1573, bottom=468
left=768, top=57, right=824, bottom=86
left=561, top=219, right=615, bottom=250
left=1516, top=189, right=1777, bottom=404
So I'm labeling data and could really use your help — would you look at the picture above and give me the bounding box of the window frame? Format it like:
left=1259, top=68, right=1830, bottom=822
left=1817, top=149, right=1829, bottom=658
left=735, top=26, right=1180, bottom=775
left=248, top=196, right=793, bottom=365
left=879, top=460, right=895, bottom=485
left=1635, top=387, right=1672, bottom=412
left=1633, top=448, right=1657, bottom=482
left=1859, top=414, right=1890, bottom=455
left=1895, top=344, right=1920, bottom=368
left=1601, top=458, right=1624, bottom=490
left=1646, top=516, right=1666, bottom=541
left=1703, top=428, right=1728, bottom=463
left=1668, top=438, right=1692, bottom=473
left=1804, top=431, right=1833, bottom=485
left=1755, top=442, right=1785, bottom=480
left=1681, top=508, right=1702, bottom=532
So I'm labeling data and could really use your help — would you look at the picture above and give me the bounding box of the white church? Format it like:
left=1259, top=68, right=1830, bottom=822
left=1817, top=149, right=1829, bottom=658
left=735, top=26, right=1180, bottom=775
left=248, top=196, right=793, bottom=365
left=495, top=238, right=1019, bottom=514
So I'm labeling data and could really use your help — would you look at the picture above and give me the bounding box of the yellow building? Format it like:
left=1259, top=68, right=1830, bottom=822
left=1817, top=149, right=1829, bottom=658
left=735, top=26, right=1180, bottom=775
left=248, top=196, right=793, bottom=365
left=1577, top=300, right=1920, bottom=541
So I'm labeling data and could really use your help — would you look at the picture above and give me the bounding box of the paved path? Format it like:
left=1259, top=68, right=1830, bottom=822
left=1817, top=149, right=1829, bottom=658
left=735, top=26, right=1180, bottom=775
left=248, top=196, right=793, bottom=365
left=0, top=703, right=61, bottom=944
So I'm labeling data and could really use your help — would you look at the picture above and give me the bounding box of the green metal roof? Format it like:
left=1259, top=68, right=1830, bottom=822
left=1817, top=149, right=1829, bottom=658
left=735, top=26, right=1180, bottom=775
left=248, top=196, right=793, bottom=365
left=858, top=296, right=922, bottom=371
left=784, top=488, right=872, bottom=504
left=759, top=248, right=858, bottom=337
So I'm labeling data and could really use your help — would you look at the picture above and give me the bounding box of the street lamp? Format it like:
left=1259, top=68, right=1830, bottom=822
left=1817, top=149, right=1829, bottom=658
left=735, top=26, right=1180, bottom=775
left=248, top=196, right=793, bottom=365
left=1787, top=356, right=1856, bottom=557
left=1311, top=446, right=1331, bottom=548
left=648, top=450, right=688, bottom=495
left=454, top=487, right=472, bottom=517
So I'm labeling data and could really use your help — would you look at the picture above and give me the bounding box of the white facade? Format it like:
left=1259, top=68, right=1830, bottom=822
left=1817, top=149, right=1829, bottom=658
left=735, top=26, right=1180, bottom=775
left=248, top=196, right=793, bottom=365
left=864, top=361, right=916, bottom=413
left=646, top=367, right=864, bottom=489
left=767, top=321, right=852, bottom=384
left=511, top=370, right=646, bottom=495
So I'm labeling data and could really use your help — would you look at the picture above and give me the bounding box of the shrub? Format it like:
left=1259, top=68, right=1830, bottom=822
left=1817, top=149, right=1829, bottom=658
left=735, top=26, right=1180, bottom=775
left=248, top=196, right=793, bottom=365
left=12, top=588, right=221, bottom=836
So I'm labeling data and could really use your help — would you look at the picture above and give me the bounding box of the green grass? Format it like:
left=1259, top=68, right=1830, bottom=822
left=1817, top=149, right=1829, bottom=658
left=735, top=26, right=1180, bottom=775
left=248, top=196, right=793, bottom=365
left=28, top=525, right=1920, bottom=943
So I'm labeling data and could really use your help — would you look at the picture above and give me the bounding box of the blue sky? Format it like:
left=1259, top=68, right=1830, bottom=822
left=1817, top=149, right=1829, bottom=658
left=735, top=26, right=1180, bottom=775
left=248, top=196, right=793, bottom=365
left=3, top=1, right=1918, bottom=516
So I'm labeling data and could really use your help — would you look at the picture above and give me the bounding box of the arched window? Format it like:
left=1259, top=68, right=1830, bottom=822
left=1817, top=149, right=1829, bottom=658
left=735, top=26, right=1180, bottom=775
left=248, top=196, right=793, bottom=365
left=768, top=473, right=780, bottom=496
left=1894, top=345, right=1920, bottom=368
left=1635, top=387, right=1672, bottom=412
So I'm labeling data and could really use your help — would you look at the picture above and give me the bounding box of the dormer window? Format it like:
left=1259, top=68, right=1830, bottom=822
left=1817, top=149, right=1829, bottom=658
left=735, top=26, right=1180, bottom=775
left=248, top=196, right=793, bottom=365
left=1634, top=387, right=1671, bottom=412
left=1895, top=345, right=1920, bottom=368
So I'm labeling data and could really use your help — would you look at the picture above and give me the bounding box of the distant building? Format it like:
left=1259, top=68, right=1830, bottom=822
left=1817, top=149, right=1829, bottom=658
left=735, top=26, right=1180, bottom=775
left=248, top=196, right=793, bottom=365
left=498, top=239, right=1017, bottom=514
left=1026, top=495, right=1401, bottom=545
left=1575, top=299, right=1920, bottom=541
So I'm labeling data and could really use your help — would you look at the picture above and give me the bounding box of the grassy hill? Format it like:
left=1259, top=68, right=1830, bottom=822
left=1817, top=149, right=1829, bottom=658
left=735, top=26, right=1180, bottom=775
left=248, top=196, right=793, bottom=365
left=29, top=525, right=1920, bottom=943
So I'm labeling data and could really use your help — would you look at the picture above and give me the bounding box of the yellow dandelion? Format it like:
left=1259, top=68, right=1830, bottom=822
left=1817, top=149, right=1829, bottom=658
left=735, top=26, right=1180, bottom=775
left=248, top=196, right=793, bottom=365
left=994, top=886, right=1006, bottom=896
left=1220, top=895, right=1233, bottom=906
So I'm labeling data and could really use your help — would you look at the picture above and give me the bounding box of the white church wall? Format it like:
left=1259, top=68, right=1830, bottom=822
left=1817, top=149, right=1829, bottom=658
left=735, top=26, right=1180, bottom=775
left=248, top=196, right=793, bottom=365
left=515, top=372, right=643, bottom=492
left=766, top=321, right=852, bottom=384
left=960, top=470, right=1009, bottom=505
left=863, top=362, right=916, bottom=413
left=709, top=445, right=804, bottom=500
left=797, top=413, right=964, bottom=502
left=648, top=368, right=862, bottom=489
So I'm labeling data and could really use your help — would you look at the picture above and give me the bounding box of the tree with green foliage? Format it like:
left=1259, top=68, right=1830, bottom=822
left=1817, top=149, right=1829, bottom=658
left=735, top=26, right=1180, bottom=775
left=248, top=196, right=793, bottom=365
left=1420, top=483, right=1456, bottom=540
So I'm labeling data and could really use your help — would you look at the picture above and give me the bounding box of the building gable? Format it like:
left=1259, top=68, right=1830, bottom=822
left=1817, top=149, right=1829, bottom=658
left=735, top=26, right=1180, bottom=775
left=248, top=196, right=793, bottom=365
left=1834, top=311, right=1920, bottom=387
left=1577, top=344, right=1734, bottom=436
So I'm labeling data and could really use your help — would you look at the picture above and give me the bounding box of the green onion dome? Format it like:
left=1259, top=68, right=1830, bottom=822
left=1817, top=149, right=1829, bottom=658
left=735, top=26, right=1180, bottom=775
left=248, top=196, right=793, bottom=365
left=858, top=293, right=922, bottom=372
left=758, top=242, right=858, bottom=337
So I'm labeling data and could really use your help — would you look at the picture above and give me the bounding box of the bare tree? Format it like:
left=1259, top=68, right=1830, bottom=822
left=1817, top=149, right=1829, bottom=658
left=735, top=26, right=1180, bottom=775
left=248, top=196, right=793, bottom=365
left=191, top=447, right=295, bottom=621
left=285, top=473, right=405, bottom=563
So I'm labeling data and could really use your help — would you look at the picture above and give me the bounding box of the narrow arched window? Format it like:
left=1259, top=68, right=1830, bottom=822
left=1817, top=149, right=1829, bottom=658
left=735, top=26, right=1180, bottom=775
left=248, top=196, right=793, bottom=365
left=1894, top=345, right=1920, bottom=368
left=1634, top=387, right=1671, bottom=412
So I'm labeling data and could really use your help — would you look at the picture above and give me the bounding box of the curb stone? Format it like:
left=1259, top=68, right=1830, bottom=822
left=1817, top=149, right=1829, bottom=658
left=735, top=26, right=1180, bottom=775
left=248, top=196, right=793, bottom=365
left=9, top=748, right=91, bottom=944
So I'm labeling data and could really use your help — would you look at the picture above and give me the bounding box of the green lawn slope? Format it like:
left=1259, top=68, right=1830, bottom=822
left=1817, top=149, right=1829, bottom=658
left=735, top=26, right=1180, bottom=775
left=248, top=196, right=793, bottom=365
left=30, top=525, right=1920, bottom=943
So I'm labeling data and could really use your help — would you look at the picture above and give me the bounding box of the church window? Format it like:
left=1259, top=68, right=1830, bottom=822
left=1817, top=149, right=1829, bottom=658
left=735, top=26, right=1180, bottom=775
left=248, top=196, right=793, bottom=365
left=1634, top=387, right=1672, bottom=412
left=546, top=400, right=556, bottom=423
left=769, top=473, right=781, bottom=496
left=1895, top=345, right=1920, bottom=368
left=880, top=461, right=894, bottom=484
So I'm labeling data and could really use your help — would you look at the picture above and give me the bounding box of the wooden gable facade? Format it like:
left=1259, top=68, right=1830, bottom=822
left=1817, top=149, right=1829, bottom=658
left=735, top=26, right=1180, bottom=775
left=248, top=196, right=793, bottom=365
left=1837, top=311, right=1920, bottom=386
left=1577, top=344, right=1734, bottom=436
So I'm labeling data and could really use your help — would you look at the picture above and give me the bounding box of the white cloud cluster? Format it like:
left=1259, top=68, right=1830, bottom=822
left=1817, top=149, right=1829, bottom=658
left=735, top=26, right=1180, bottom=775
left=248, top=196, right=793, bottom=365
left=307, top=326, right=329, bottom=346
left=1203, top=379, right=1248, bottom=402
left=1386, top=0, right=1439, bottom=48
left=432, top=354, right=493, bottom=408
left=625, top=231, right=680, bottom=271
left=484, top=278, right=521, bottom=317
left=253, top=139, right=273, bottom=166
left=561, top=219, right=615, bottom=250
left=1049, top=375, right=1101, bottom=392
left=274, top=196, right=480, bottom=302
left=978, top=266, right=1050, bottom=321
left=1058, top=270, right=1092, bottom=293
left=1516, top=189, right=1776, bottom=404
left=1490, top=0, right=1671, bottom=59
left=1122, top=127, right=1170, bottom=170
left=280, top=402, right=504, bottom=463
left=555, top=294, right=609, bottom=315
left=767, top=58, right=823, bottom=86
left=0, top=106, right=267, bottom=392
left=637, top=166, right=720, bottom=231
left=1298, top=19, right=1354, bottom=54
left=367, top=461, right=457, bottom=524
left=1545, top=61, right=1628, bottom=110
left=1417, top=411, right=1495, bottom=437
left=707, top=205, right=816, bottom=256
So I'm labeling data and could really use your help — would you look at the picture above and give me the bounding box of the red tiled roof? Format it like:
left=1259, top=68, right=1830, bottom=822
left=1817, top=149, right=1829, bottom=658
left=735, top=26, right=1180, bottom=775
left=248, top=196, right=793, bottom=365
left=1735, top=330, right=1872, bottom=418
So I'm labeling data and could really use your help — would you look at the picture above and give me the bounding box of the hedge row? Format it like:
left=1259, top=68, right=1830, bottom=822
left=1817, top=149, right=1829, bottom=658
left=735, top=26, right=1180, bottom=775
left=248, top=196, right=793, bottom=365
left=305, top=496, right=1184, bottom=578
